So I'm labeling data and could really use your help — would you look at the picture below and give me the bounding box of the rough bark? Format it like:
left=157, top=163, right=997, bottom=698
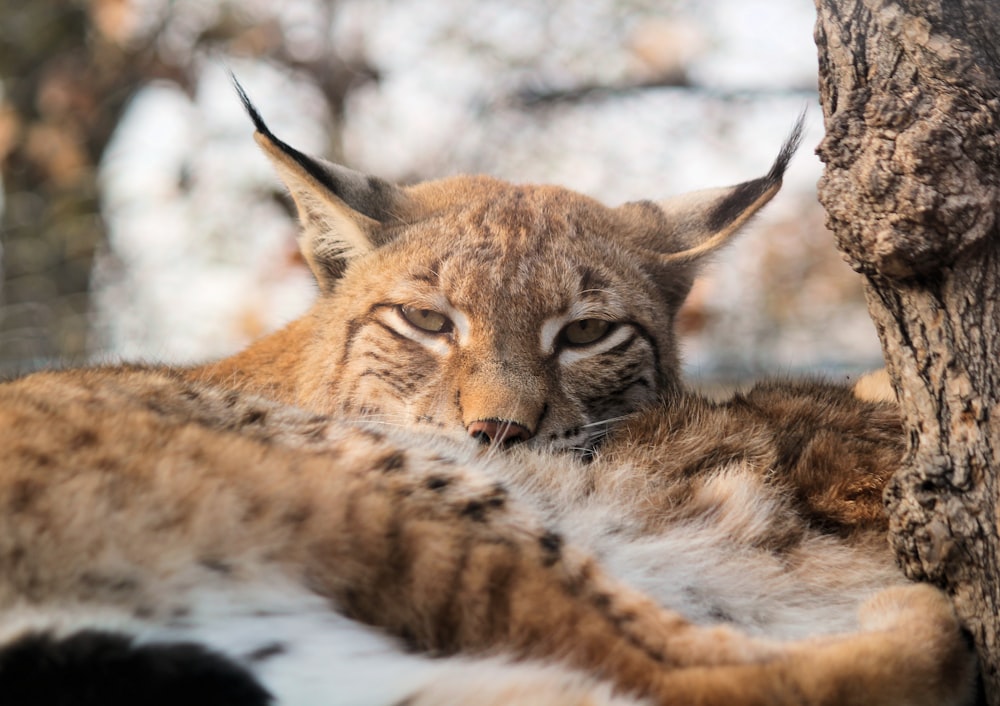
left=814, top=0, right=1000, bottom=700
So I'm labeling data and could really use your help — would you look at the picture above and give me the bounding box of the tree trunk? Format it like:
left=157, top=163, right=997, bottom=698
left=813, top=0, right=1000, bottom=700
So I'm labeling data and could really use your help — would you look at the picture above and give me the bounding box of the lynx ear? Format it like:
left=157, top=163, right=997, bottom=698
left=644, top=115, right=805, bottom=266
left=234, top=79, right=409, bottom=291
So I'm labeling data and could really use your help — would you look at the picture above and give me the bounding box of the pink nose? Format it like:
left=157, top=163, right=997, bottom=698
left=467, top=419, right=533, bottom=446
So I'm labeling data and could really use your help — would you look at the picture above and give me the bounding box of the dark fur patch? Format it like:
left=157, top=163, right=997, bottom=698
left=429, top=537, right=472, bottom=650
left=377, top=451, right=407, bottom=473
left=592, top=592, right=612, bottom=609
left=538, top=530, right=563, bottom=566
left=487, top=482, right=508, bottom=507
left=678, top=444, right=752, bottom=479
left=461, top=500, right=487, bottom=522
left=483, top=557, right=516, bottom=639
left=707, top=604, right=735, bottom=623
left=241, top=409, right=267, bottom=426
left=242, top=496, right=269, bottom=522
left=409, top=260, right=441, bottom=286
left=8, top=478, right=41, bottom=513
left=181, top=388, right=202, bottom=402
left=0, top=630, right=272, bottom=706
left=425, top=476, right=451, bottom=491
left=78, top=571, right=139, bottom=597
left=624, top=321, right=662, bottom=391
left=22, top=449, right=54, bottom=468
left=69, top=428, right=99, bottom=449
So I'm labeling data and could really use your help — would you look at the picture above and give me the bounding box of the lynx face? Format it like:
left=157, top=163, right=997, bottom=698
left=301, top=182, right=685, bottom=452
left=201, top=88, right=801, bottom=452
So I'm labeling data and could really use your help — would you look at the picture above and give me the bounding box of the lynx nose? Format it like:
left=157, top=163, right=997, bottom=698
left=467, top=419, right=533, bottom=447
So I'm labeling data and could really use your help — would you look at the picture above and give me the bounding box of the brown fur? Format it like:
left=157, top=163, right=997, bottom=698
left=594, top=378, right=902, bottom=537
left=0, top=367, right=975, bottom=705
left=193, top=177, right=692, bottom=444
left=188, top=106, right=802, bottom=451
left=0, top=101, right=975, bottom=704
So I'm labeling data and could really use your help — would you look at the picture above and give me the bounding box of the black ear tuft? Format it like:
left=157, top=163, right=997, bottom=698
left=767, top=110, right=806, bottom=184
left=705, top=112, right=805, bottom=232
left=230, top=75, right=346, bottom=199
left=231, top=73, right=271, bottom=137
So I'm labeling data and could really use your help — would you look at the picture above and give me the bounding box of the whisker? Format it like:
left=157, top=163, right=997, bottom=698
left=344, top=407, right=416, bottom=431
left=580, top=414, right=635, bottom=429
left=484, top=418, right=513, bottom=460
left=360, top=420, right=412, bottom=429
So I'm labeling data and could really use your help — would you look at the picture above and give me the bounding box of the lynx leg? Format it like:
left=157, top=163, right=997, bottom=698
left=642, top=583, right=975, bottom=706
left=853, top=368, right=896, bottom=403
left=0, top=372, right=972, bottom=706
left=0, top=374, right=773, bottom=703
left=288, top=428, right=785, bottom=698
left=299, top=436, right=974, bottom=706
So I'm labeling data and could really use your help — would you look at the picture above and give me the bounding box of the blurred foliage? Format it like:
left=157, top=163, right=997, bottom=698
left=1, top=0, right=171, bottom=367
left=0, top=0, right=877, bottom=377
left=0, top=0, right=374, bottom=371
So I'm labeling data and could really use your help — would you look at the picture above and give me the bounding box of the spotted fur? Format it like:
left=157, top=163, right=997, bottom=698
left=0, top=367, right=976, bottom=705
left=0, top=95, right=976, bottom=705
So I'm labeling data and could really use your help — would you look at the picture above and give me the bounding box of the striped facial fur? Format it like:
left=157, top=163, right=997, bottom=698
left=199, top=90, right=802, bottom=452
left=302, top=182, right=677, bottom=452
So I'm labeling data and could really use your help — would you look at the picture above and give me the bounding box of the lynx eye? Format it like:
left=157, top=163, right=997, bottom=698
left=399, top=305, right=453, bottom=334
left=560, top=318, right=612, bottom=347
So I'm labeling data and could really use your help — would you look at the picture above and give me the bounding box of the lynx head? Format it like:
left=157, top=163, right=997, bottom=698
left=237, top=84, right=801, bottom=452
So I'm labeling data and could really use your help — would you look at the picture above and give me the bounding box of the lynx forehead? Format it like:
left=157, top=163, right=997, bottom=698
left=194, top=85, right=803, bottom=452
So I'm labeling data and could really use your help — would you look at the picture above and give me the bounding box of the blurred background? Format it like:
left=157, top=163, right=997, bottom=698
left=0, top=0, right=884, bottom=383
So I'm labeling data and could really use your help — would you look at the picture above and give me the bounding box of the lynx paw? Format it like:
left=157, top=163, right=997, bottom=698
left=852, top=369, right=896, bottom=403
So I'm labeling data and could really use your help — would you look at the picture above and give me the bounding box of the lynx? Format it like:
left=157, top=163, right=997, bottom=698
left=0, top=87, right=976, bottom=706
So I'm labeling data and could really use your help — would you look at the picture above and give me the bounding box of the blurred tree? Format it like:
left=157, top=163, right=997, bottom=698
left=0, top=0, right=181, bottom=368
left=815, top=0, right=1000, bottom=700
left=0, top=0, right=875, bottom=379
left=0, top=0, right=374, bottom=371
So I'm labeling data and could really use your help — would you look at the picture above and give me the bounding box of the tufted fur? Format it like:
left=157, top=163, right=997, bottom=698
left=0, top=93, right=975, bottom=705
